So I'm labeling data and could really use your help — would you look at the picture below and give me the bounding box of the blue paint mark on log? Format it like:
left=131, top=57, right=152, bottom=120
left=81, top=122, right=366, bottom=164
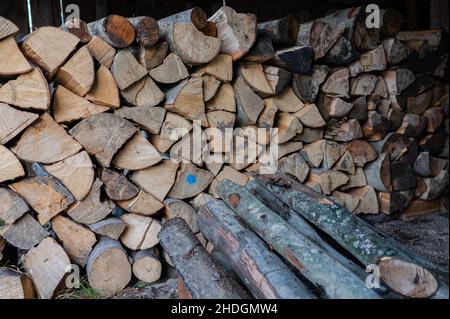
left=186, top=174, right=197, bottom=184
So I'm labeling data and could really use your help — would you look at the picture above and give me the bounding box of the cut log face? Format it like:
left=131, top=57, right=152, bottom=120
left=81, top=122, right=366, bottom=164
left=322, top=140, right=346, bottom=169
left=86, top=237, right=131, bottom=296
left=168, top=162, right=214, bottom=199
left=101, top=168, right=139, bottom=201
left=268, top=46, right=314, bottom=73
left=164, top=198, right=198, bottom=232
left=203, top=75, right=221, bottom=102
left=21, top=26, right=79, bottom=78
left=238, top=63, right=273, bottom=98
left=0, top=16, right=19, bottom=40
left=85, top=66, right=120, bottom=109
left=87, top=15, right=135, bottom=48
left=121, top=75, right=164, bottom=107
left=110, top=49, right=148, bottom=90
left=208, top=6, right=257, bottom=61
left=52, top=215, right=96, bottom=266
left=43, top=151, right=94, bottom=201
left=0, top=145, right=24, bottom=183
left=139, top=41, right=168, bottom=70
left=348, top=185, right=379, bottom=214
left=12, top=113, right=82, bottom=164
left=294, top=103, right=326, bottom=128
left=55, top=46, right=95, bottom=96
left=88, top=218, right=126, bottom=240
left=321, top=67, right=350, bottom=98
left=292, top=65, right=329, bottom=103
left=131, top=160, right=179, bottom=201
left=120, top=214, right=161, bottom=250
left=345, top=139, right=378, bottom=167
left=257, top=15, right=299, bottom=47
left=164, top=77, right=206, bottom=123
left=117, top=190, right=164, bottom=216
left=294, top=127, right=324, bottom=143
left=206, top=83, right=236, bottom=112
left=115, top=106, right=166, bottom=135
left=419, top=170, right=448, bottom=201
left=150, top=112, right=192, bottom=153
left=131, top=249, right=162, bottom=284
left=69, top=113, right=137, bottom=167
left=0, top=103, right=38, bottom=145
left=0, top=214, right=48, bottom=250
left=165, top=22, right=222, bottom=66
left=207, top=111, right=236, bottom=130
left=22, top=237, right=71, bottom=299
left=0, top=187, right=29, bottom=225
left=0, top=36, right=32, bottom=76
left=0, top=68, right=50, bottom=111
left=396, top=113, right=428, bottom=137
left=234, top=76, right=264, bottom=126
left=86, top=36, right=116, bottom=68
left=149, top=53, right=189, bottom=84
left=9, top=176, right=75, bottom=225
left=197, top=53, right=233, bottom=82
left=67, top=178, right=116, bottom=225
left=158, top=7, right=208, bottom=37
left=53, top=85, right=109, bottom=123
left=349, top=45, right=387, bottom=76
left=128, top=16, right=159, bottom=48
left=112, top=131, right=161, bottom=170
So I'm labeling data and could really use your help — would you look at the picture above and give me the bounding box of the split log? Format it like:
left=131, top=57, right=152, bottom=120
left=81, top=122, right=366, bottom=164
left=199, top=200, right=314, bottom=299
left=373, top=133, right=418, bottom=165
left=413, top=152, right=448, bottom=177
left=345, top=139, right=378, bottom=167
left=0, top=16, right=19, bottom=40
left=22, top=237, right=71, bottom=299
left=0, top=187, right=28, bottom=225
left=139, top=41, right=168, bottom=70
left=207, top=111, right=236, bottom=130
left=86, top=36, right=116, bottom=68
left=117, top=190, right=164, bottom=216
left=229, top=134, right=263, bottom=171
left=349, top=45, right=387, bottom=76
left=121, top=75, right=164, bottom=107
left=401, top=198, right=442, bottom=221
left=317, top=96, right=353, bottom=120
left=203, top=75, right=221, bottom=102
left=332, top=151, right=355, bottom=174
left=263, top=66, right=292, bottom=96
left=418, top=171, right=448, bottom=201
left=0, top=268, right=33, bottom=299
left=332, top=191, right=360, bottom=212
left=55, top=46, right=95, bottom=96
left=383, top=38, right=409, bottom=65
left=85, top=66, right=120, bottom=108
left=347, top=96, right=367, bottom=121
left=20, top=26, right=79, bottom=78
left=272, top=87, right=304, bottom=113
left=259, top=175, right=443, bottom=298
left=238, top=63, right=273, bottom=98
left=209, top=166, right=250, bottom=197
left=52, top=215, right=96, bottom=267
left=115, top=106, right=166, bottom=135
left=43, top=151, right=94, bottom=201
left=294, top=127, right=324, bottom=143
left=0, top=214, right=48, bottom=250
left=53, top=85, right=109, bottom=123
left=112, top=131, right=161, bottom=170
left=320, top=67, right=349, bottom=98
left=395, top=113, right=428, bottom=137
left=168, top=162, right=214, bottom=199
left=131, top=249, right=162, bottom=284
left=307, top=169, right=349, bottom=195
left=158, top=7, right=207, bottom=37
left=0, top=36, right=32, bottom=76
left=120, top=214, right=161, bottom=250
left=243, top=34, right=275, bottom=63
left=111, top=49, right=148, bottom=90
left=326, top=118, right=363, bottom=142
left=149, top=53, right=188, bottom=84
left=196, top=54, right=233, bottom=82
left=340, top=167, right=367, bottom=191
left=0, top=68, right=50, bottom=111
left=86, top=237, right=131, bottom=296
left=234, top=76, right=264, bottom=126
left=101, top=168, right=139, bottom=201
left=208, top=6, right=256, bottom=61
left=87, top=15, right=135, bottom=48
left=0, top=145, right=24, bottom=183
left=62, top=18, right=92, bottom=43
left=257, top=98, right=278, bottom=128
left=150, top=112, right=192, bottom=153
left=88, top=218, right=126, bottom=240
left=350, top=74, right=378, bottom=97
left=128, top=16, right=159, bottom=47
left=294, top=103, right=325, bottom=128
left=292, top=65, right=329, bottom=103
left=216, top=180, right=379, bottom=299
left=378, top=190, right=414, bottom=215
left=322, top=140, right=346, bottom=169
left=419, top=127, right=446, bottom=155
left=382, top=68, right=416, bottom=95
left=364, top=153, right=391, bottom=192
left=164, top=198, right=198, bottom=233
left=191, top=193, right=215, bottom=210
left=423, top=107, right=444, bottom=133
left=158, top=218, right=248, bottom=299
left=300, top=139, right=325, bottom=167
left=322, top=36, right=359, bottom=66
left=361, top=111, right=390, bottom=141
left=390, top=162, right=416, bottom=191
left=257, top=15, right=298, bottom=47
left=347, top=186, right=379, bottom=214
left=164, top=77, right=206, bottom=123
left=131, top=160, right=179, bottom=201
left=268, top=46, right=314, bottom=73
left=9, top=176, right=74, bottom=225
left=67, top=178, right=115, bottom=225
left=69, top=113, right=137, bottom=167
left=0, top=103, right=38, bottom=145
left=275, top=113, right=302, bottom=143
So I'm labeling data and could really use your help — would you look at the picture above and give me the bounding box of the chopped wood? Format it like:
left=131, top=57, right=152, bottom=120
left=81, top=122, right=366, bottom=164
left=257, top=15, right=299, bottom=47
left=120, top=214, right=161, bottom=250
left=331, top=190, right=360, bottom=212
left=128, top=16, right=159, bottom=47
left=52, top=215, right=96, bottom=266
left=332, top=150, right=355, bottom=174
left=349, top=45, right=387, bottom=76
left=168, top=162, right=214, bottom=199
left=296, top=20, right=342, bottom=60
left=278, top=153, right=309, bottom=183
left=0, top=16, right=19, bottom=40
left=390, top=162, right=417, bottom=191
left=0, top=187, right=28, bottom=225
left=294, top=103, right=325, bottom=128
left=158, top=7, right=207, bottom=37
left=340, top=167, right=367, bottom=190
left=139, top=41, right=168, bottom=70
left=69, top=113, right=137, bottom=167
left=101, top=168, right=138, bottom=201
left=299, top=139, right=325, bottom=167
left=87, top=15, right=135, bottom=48
left=322, top=36, right=359, bottom=66
left=423, top=107, right=444, bottom=133
left=396, top=113, right=428, bottom=137
left=244, top=34, right=275, bottom=63
left=121, top=75, right=164, bottom=107
left=131, top=249, right=162, bottom=284
left=0, top=145, right=24, bottom=183
left=150, top=112, right=192, bottom=152
left=292, top=65, right=329, bottom=103
left=383, top=38, right=409, bottom=65
left=209, top=166, right=250, bottom=197
left=382, top=68, right=415, bottom=95
left=345, top=139, right=378, bottom=167
left=307, top=169, right=349, bottom=195
left=86, top=36, right=116, bottom=68
left=62, top=19, right=92, bottom=43
left=294, top=127, right=324, bottom=143
left=0, top=68, right=50, bottom=111
left=206, top=83, right=236, bottom=112
left=320, top=67, right=349, bottom=98
left=326, top=118, right=363, bottom=142
left=149, top=53, right=189, bottom=84
left=263, top=66, right=292, bottom=96
left=257, top=98, right=278, bottom=128
left=111, top=49, right=148, bottom=90
left=234, top=76, right=264, bottom=126
left=0, top=103, right=38, bottom=145
left=272, top=87, right=304, bottom=113
left=317, top=96, right=353, bottom=119
left=115, top=106, right=166, bottom=135
left=0, top=214, right=48, bottom=250
left=361, top=111, right=390, bottom=141
left=419, top=171, right=448, bottom=201
left=364, top=153, right=391, bottom=192
left=419, top=127, right=446, bottom=155
left=164, top=198, right=198, bottom=233
left=21, top=26, right=79, bottom=78
left=85, top=66, right=120, bottom=108
left=238, top=63, right=273, bottom=98
left=117, top=190, right=164, bottom=216
left=88, top=218, right=126, bottom=240
left=207, top=111, right=236, bottom=130
left=275, top=112, right=302, bottom=143
left=268, top=45, right=314, bottom=73
left=378, top=190, right=414, bottom=215
left=0, top=36, right=32, bottom=76
left=0, top=268, right=33, bottom=299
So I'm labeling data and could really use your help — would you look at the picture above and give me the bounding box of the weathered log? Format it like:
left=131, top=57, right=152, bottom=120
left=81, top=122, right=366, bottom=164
left=199, top=200, right=314, bottom=299
left=257, top=15, right=299, bottom=47
left=158, top=218, right=249, bottom=299
left=322, top=36, right=359, bottom=65
left=244, top=34, right=275, bottom=63
left=268, top=46, right=313, bottom=73
left=0, top=214, right=48, bottom=250
left=101, top=168, right=139, bottom=201
left=128, top=16, right=159, bottom=47
left=116, top=278, right=178, bottom=299
left=88, top=15, right=135, bottom=48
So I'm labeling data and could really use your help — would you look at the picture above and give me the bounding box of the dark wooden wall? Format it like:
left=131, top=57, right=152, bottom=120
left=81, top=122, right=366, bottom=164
left=1, top=0, right=447, bottom=39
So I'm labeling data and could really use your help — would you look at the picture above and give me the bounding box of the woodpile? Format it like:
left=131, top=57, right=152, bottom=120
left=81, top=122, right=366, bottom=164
left=0, top=5, right=448, bottom=299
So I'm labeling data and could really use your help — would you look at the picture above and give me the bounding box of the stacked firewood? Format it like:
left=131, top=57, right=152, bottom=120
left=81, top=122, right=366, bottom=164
left=0, top=5, right=448, bottom=299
